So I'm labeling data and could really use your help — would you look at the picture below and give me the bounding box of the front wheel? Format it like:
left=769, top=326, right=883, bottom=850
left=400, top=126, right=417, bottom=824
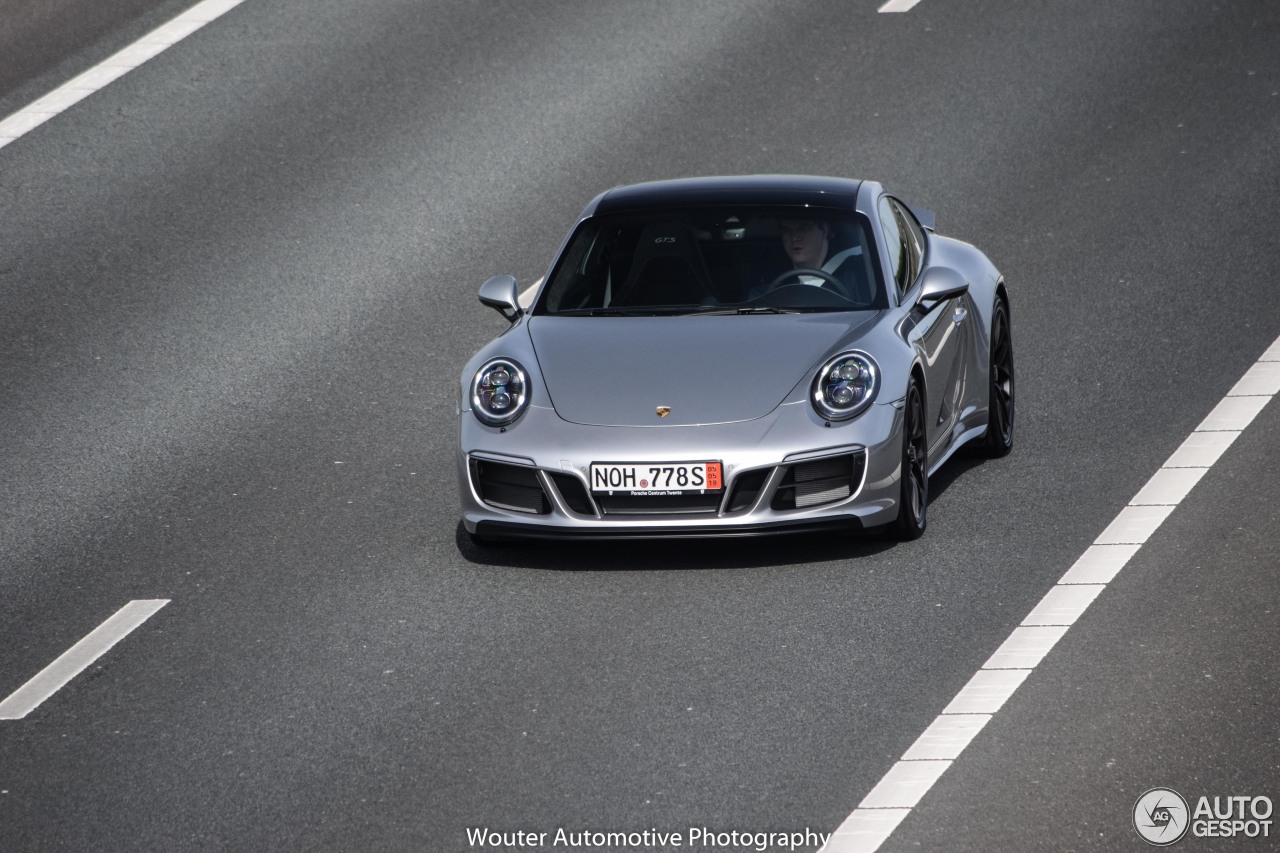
left=980, top=297, right=1015, bottom=457
left=893, top=379, right=928, bottom=540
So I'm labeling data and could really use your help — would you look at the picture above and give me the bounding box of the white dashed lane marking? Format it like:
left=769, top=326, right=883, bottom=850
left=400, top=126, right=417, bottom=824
left=823, top=332, right=1280, bottom=852
left=878, top=0, right=925, bottom=12
left=0, top=0, right=249, bottom=149
left=0, top=600, right=170, bottom=720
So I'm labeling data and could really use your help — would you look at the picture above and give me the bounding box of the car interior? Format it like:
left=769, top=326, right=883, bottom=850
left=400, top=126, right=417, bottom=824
left=539, top=208, right=882, bottom=314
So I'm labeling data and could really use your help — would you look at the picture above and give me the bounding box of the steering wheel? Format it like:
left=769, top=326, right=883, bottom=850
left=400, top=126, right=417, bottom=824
left=767, top=267, right=843, bottom=291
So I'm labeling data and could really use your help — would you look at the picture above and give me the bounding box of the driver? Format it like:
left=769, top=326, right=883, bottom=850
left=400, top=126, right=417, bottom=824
left=778, top=218, right=862, bottom=293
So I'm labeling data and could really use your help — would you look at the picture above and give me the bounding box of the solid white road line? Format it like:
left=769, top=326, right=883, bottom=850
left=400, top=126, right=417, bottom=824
left=1021, top=584, right=1105, bottom=627
left=1229, top=361, right=1280, bottom=396
left=1197, top=395, right=1269, bottom=431
left=900, top=715, right=991, bottom=761
left=1058, top=544, right=1141, bottom=585
left=1130, top=467, right=1208, bottom=506
left=823, top=332, right=1280, bottom=853
left=1094, top=505, right=1176, bottom=545
left=0, top=600, right=169, bottom=720
left=0, top=0, right=249, bottom=150
left=857, top=761, right=951, bottom=809
left=941, top=669, right=1030, bottom=715
left=878, top=0, right=925, bottom=12
left=982, top=626, right=1069, bottom=670
left=1162, top=431, right=1239, bottom=468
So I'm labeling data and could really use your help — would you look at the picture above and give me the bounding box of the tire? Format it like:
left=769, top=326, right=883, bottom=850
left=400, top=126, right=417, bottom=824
left=893, top=378, right=928, bottom=540
left=980, top=297, right=1015, bottom=457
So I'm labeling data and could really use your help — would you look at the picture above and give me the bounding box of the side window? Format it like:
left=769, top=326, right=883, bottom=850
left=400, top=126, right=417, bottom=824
left=877, top=197, right=909, bottom=298
left=892, top=199, right=926, bottom=284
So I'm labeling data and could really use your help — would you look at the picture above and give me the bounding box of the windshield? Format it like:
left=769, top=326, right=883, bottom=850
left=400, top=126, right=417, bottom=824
left=534, top=206, right=885, bottom=316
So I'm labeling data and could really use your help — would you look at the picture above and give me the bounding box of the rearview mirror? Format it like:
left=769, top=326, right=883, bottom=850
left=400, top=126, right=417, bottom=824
left=479, top=274, right=521, bottom=322
left=915, top=266, right=968, bottom=311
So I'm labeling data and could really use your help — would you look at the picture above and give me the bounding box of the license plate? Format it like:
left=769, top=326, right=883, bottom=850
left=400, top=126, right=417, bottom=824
left=590, top=461, right=723, bottom=494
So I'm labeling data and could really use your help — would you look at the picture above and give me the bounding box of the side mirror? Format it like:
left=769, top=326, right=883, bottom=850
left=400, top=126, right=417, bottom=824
left=479, top=274, right=521, bottom=323
left=915, top=266, right=968, bottom=311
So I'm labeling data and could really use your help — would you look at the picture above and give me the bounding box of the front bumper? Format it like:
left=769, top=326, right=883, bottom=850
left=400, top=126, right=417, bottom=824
left=457, top=398, right=905, bottom=541
left=474, top=515, right=867, bottom=541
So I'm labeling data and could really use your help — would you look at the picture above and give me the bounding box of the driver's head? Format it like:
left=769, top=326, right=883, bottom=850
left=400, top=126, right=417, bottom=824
left=779, top=219, right=830, bottom=268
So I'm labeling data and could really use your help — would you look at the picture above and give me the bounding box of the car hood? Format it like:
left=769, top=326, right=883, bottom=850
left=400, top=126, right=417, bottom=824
left=526, top=313, right=877, bottom=427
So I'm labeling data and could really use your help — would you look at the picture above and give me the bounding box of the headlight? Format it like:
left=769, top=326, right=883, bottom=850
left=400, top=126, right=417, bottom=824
left=471, top=358, right=530, bottom=426
left=811, top=351, right=879, bottom=421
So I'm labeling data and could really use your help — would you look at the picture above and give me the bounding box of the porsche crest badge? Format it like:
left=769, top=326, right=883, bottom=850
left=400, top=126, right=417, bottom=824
left=656, top=406, right=671, bottom=418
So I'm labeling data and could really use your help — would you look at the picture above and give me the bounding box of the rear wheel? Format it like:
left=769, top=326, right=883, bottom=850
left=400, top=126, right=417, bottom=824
left=981, top=297, right=1015, bottom=457
left=893, top=379, right=928, bottom=540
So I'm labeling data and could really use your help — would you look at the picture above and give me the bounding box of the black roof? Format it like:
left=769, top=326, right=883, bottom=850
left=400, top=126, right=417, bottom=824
left=592, top=175, right=863, bottom=215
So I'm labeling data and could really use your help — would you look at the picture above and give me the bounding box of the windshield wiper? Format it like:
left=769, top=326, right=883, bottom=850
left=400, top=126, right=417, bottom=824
left=554, top=307, right=661, bottom=316
left=691, top=305, right=812, bottom=315
left=555, top=305, right=844, bottom=317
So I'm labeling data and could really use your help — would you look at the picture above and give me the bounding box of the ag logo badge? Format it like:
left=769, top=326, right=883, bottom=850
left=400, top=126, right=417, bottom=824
left=1134, top=787, right=1190, bottom=846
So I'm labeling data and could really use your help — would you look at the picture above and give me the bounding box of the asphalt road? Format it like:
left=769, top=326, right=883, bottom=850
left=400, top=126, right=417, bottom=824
left=1, top=1, right=1277, bottom=851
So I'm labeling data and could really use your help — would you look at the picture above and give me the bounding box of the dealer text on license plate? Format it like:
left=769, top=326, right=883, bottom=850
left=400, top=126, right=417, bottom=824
left=590, top=462, right=723, bottom=493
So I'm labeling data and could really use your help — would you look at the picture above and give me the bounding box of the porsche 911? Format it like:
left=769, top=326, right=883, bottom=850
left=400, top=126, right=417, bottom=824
left=457, top=175, right=1013, bottom=543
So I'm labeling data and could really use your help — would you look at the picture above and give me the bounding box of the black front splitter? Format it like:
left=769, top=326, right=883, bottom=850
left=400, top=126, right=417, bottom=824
left=472, top=514, right=866, bottom=542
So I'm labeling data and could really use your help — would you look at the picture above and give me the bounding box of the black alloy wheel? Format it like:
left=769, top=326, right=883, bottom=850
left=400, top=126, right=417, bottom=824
left=981, top=298, right=1015, bottom=457
left=894, top=379, right=928, bottom=540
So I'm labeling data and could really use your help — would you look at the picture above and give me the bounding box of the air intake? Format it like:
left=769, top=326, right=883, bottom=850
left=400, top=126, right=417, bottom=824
left=470, top=459, right=550, bottom=514
left=547, top=472, right=597, bottom=515
left=771, top=453, right=865, bottom=510
left=724, top=468, right=770, bottom=513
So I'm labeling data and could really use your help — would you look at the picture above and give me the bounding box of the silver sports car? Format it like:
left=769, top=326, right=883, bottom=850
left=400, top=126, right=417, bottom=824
left=457, top=175, right=1013, bottom=543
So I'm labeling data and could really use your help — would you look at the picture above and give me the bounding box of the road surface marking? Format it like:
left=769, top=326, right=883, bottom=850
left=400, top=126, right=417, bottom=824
left=823, top=332, right=1280, bottom=852
left=856, top=761, right=950, bottom=809
left=878, top=0, right=925, bottom=12
left=1130, top=467, right=1208, bottom=506
left=1228, top=361, right=1280, bottom=396
left=1196, top=395, right=1268, bottom=431
left=981, top=625, right=1069, bottom=670
left=0, top=0, right=249, bottom=149
left=900, top=715, right=991, bottom=761
left=0, top=600, right=169, bottom=720
left=941, top=669, right=1031, bottom=715
left=1093, top=504, right=1175, bottom=545
left=1162, top=431, right=1238, bottom=468
left=1057, top=544, right=1141, bottom=585
left=1021, top=584, right=1105, bottom=626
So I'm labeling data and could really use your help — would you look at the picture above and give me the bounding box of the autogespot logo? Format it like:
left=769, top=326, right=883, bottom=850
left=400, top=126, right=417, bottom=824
left=1135, top=788, right=1191, bottom=846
